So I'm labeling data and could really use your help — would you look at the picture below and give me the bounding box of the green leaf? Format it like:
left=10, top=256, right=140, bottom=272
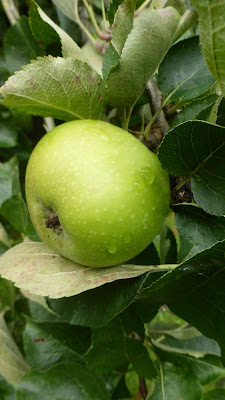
left=28, top=0, right=61, bottom=57
left=0, top=240, right=158, bottom=298
left=174, top=204, right=225, bottom=259
left=147, top=362, right=202, bottom=400
left=0, top=194, right=28, bottom=233
left=152, top=327, right=221, bottom=357
left=16, top=362, right=111, bottom=400
left=0, top=158, right=20, bottom=208
left=86, top=317, right=128, bottom=375
left=0, top=278, right=14, bottom=313
left=158, top=36, right=216, bottom=105
left=107, top=7, right=180, bottom=107
left=56, top=8, right=82, bottom=46
left=136, top=241, right=225, bottom=362
left=4, top=16, right=43, bottom=75
left=0, top=314, right=29, bottom=384
left=102, top=42, right=120, bottom=81
left=217, top=97, right=225, bottom=127
left=203, top=389, right=225, bottom=400
left=0, top=120, right=18, bottom=148
left=120, top=303, right=145, bottom=338
left=107, top=0, right=123, bottom=24
left=0, top=49, right=9, bottom=87
left=0, top=241, right=9, bottom=256
left=150, top=326, right=225, bottom=385
left=25, top=221, right=41, bottom=242
left=160, top=226, right=177, bottom=264
left=0, top=376, right=15, bottom=400
left=173, top=10, right=198, bottom=42
left=191, top=0, right=225, bottom=98
left=28, top=0, right=86, bottom=61
left=23, top=319, right=91, bottom=370
left=0, top=57, right=106, bottom=121
left=0, top=222, right=10, bottom=248
left=170, top=93, right=218, bottom=129
left=195, top=102, right=215, bottom=123
left=51, top=0, right=78, bottom=23
left=159, top=120, right=225, bottom=216
left=82, top=41, right=103, bottom=76
left=48, top=275, right=146, bottom=328
left=150, top=0, right=185, bottom=14
left=111, top=0, right=136, bottom=55
left=127, top=242, right=160, bottom=265
left=125, top=337, right=157, bottom=379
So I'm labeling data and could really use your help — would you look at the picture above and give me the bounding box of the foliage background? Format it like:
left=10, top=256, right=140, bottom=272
left=0, top=0, right=225, bottom=399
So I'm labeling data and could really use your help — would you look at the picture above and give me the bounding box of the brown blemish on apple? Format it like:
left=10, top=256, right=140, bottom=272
left=45, top=211, right=63, bottom=235
left=46, top=214, right=60, bottom=229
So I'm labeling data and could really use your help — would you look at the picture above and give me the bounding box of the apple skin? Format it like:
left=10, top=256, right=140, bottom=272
left=25, top=120, right=170, bottom=267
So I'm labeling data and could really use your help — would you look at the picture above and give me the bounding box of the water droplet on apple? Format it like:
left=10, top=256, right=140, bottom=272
left=124, top=233, right=131, bottom=244
left=101, top=132, right=111, bottom=142
left=139, top=167, right=155, bottom=185
left=108, top=241, right=118, bottom=254
left=134, top=175, right=145, bottom=191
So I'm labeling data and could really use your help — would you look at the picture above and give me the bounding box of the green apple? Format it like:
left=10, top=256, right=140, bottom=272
left=25, top=120, right=170, bottom=267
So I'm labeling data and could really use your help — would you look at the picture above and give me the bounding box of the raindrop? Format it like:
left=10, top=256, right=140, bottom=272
left=134, top=175, right=145, bottom=191
left=108, top=241, right=118, bottom=254
left=139, top=167, right=155, bottom=185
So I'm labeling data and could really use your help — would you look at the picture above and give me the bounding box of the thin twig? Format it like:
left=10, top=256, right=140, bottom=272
left=101, top=0, right=107, bottom=31
left=1, top=0, right=19, bottom=25
left=138, top=377, right=148, bottom=399
left=74, top=0, right=96, bottom=45
left=82, top=0, right=110, bottom=40
left=144, top=78, right=169, bottom=140
left=135, top=0, right=152, bottom=16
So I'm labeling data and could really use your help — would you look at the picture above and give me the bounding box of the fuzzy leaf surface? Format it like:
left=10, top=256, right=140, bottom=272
left=107, top=7, right=180, bottom=107
left=0, top=240, right=166, bottom=298
left=191, top=0, right=225, bottom=97
left=0, top=57, right=106, bottom=121
left=159, top=120, right=225, bottom=215
left=158, top=36, right=216, bottom=105
left=111, top=0, right=136, bottom=55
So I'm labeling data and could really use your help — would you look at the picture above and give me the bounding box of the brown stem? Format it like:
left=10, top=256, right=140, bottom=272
left=146, top=78, right=169, bottom=137
left=138, top=377, right=147, bottom=399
